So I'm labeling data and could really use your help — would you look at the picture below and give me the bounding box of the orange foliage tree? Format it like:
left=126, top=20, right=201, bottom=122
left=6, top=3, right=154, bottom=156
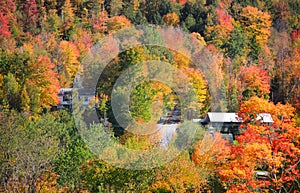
left=215, top=96, right=300, bottom=192
left=27, top=56, right=60, bottom=107
left=107, top=15, right=131, bottom=33
left=71, top=29, right=93, bottom=56
left=238, top=65, right=270, bottom=100
left=91, top=11, right=108, bottom=33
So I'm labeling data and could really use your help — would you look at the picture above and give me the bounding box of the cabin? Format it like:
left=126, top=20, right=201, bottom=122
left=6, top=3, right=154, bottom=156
left=200, top=112, right=274, bottom=139
left=202, top=112, right=243, bottom=134
left=57, top=88, right=95, bottom=109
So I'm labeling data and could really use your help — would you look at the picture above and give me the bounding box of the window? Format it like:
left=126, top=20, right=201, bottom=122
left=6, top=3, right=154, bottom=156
left=63, top=94, right=71, bottom=101
left=85, top=96, right=89, bottom=102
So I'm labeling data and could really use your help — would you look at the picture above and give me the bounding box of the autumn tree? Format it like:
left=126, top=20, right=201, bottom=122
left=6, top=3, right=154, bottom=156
left=162, top=12, right=180, bottom=26
left=181, top=67, right=209, bottom=116
left=0, top=0, right=16, bottom=21
left=0, top=13, right=11, bottom=39
left=215, top=96, right=300, bottom=192
left=189, top=129, right=231, bottom=192
left=61, top=0, right=75, bottom=39
left=107, top=15, right=131, bottom=33
left=0, top=0, right=16, bottom=37
left=27, top=56, right=60, bottom=107
left=70, top=28, right=93, bottom=56
left=151, top=151, right=208, bottom=192
left=205, top=3, right=234, bottom=49
left=239, top=6, right=272, bottom=60
left=44, top=9, right=62, bottom=36
left=238, top=65, right=271, bottom=100
left=91, top=11, right=108, bottom=34
left=22, top=0, right=40, bottom=34
left=0, top=112, right=61, bottom=193
left=56, top=40, right=80, bottom=87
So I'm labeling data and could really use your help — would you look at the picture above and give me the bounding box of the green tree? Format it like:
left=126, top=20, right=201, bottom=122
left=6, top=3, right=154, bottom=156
left=224, top=23, right=246, bottom=59
left=61, top=0, right=75, bottom=39
left=53, top=110, right=93, bottom=191
left=0, top=112, right=60, bottom=192
left=109, top=0, right=123, bottom=16
left=180, top=0, right=207, bottom=34
left=3, top=73, right=20, bottom=110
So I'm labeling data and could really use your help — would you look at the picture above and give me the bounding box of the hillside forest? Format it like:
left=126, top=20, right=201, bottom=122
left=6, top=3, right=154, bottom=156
left=0, top=0, right=300, bottom=192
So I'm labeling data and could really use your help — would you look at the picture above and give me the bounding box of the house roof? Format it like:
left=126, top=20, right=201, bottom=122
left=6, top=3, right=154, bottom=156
left=205, top=112, right=274, bottom=123
left=206, top=112, right=243, bottom=123
left=58, top=88, right=95, bottom=96
left=58, top=88, right=72, bottom=95
left=77, top=88, right=95, bottom=96
left=256, top=113, right=274, bottom=123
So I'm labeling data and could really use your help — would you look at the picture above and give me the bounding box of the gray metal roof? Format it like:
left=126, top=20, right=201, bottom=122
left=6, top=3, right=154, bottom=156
left=206, top=112, right=243, bottom=123
left=206, top=112, right=274, bottom=123
left=58, top=88, right=95, bottom=96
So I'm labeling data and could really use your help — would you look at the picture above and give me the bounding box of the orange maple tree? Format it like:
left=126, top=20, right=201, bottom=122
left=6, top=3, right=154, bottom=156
left=238, top=65, right=271, bottom=100
left=215, top=96, right=300, bottom=192
left=28, top=56, right=60, bottom=107
left=107, top=15, right=131, bottom=33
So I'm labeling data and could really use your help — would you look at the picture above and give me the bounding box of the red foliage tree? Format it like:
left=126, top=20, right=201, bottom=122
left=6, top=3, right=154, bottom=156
left=0, top=0, right=16, bottom=22
left=291, top=29, right=300, bottom=41
left=216, top=3, right=234, bottom=32
left=238, top=65, right=270, bottom=99
left=0, top=0, right=16, bottom=38
left=23, top=0, right=40, bottom=32
left=92, top=11, right=108, bottom=33
left=0, top=13, right=11, bottom=38
left=216, top=96, right=300, bottom=192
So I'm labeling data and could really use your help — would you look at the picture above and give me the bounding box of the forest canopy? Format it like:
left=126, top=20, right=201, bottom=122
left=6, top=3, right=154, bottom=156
left=0, top=0, right=300, bottom=192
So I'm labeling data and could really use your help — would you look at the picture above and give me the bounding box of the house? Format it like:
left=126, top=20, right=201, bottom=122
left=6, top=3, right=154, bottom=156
left=202, top=112, right=243, bottom=134
left=57, top=88, right=95, bottom=109
left=201, top=112, right=274, bottom=137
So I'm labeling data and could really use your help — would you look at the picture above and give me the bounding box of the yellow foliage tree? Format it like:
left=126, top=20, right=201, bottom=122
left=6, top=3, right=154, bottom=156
left=240, top=6, right=272, bottom=48
left=151, top=151, right=208, bottom=192
left=58, top=41, right=80, bottom=87
left=163, top=12, right=180, bottom=26
left=107, top=15, right=131, bottom=33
